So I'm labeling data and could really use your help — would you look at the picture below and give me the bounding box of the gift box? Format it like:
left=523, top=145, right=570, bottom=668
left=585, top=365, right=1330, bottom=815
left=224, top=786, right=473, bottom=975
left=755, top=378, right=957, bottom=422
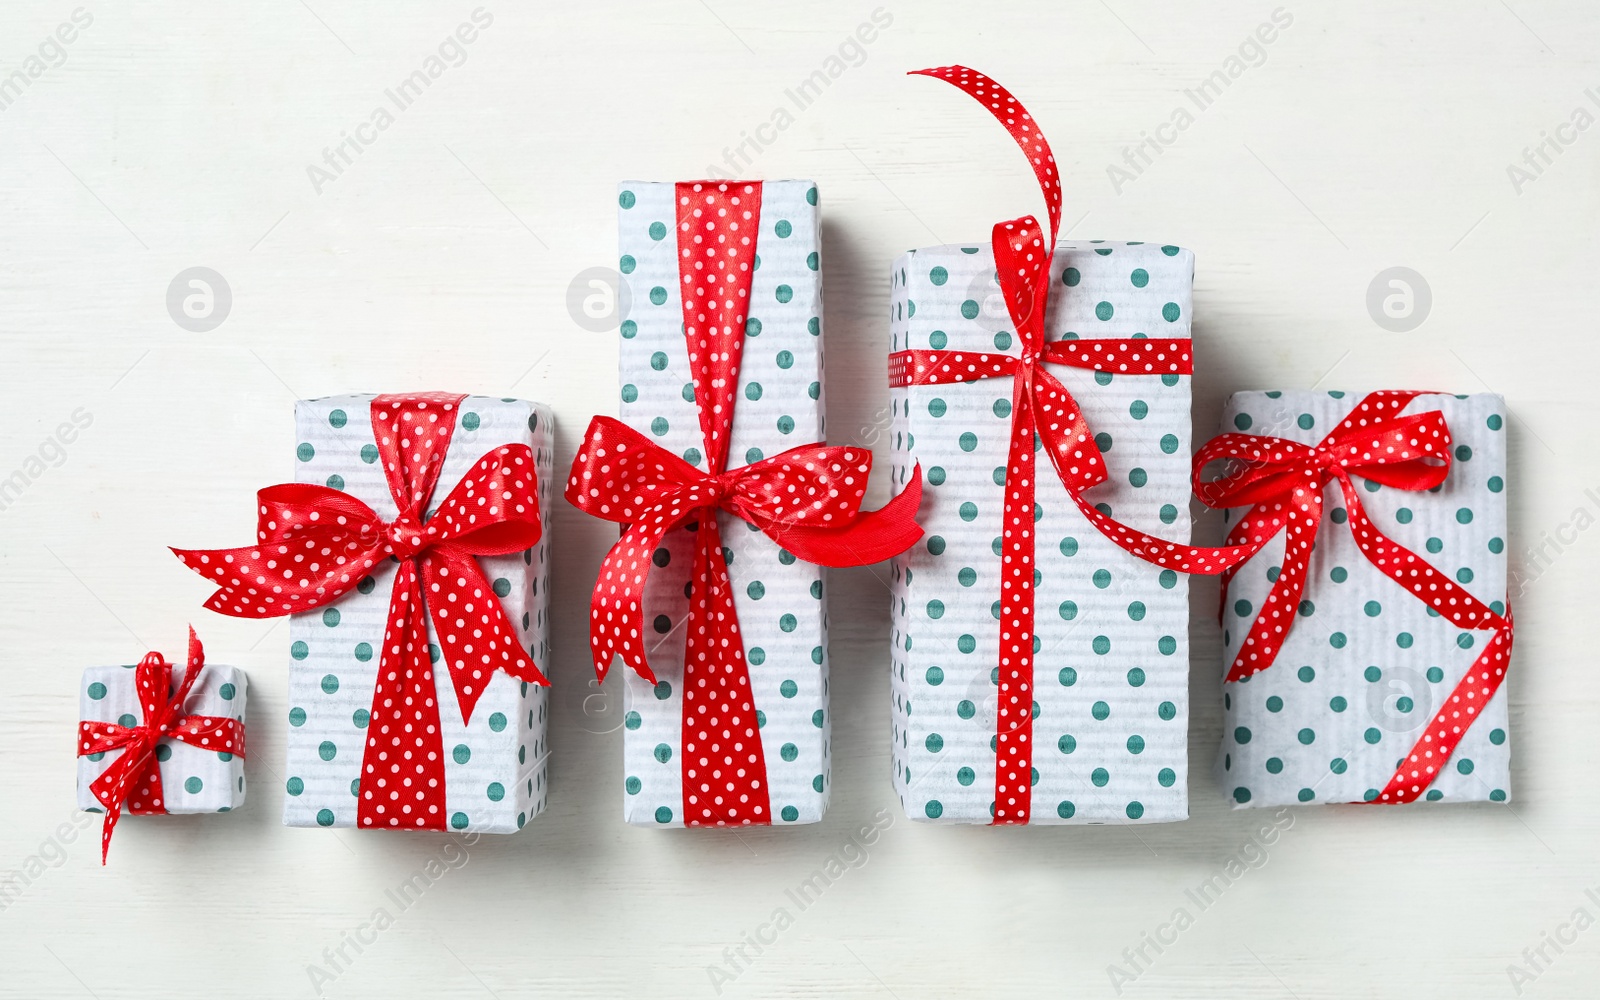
left=76, top=629, right=247, bottom=861
left=886, top=66, right=1198, bottom=825
left=78, top=663, right=247, bottom=814
left=176, top=393, right=553, bottom=833
left=611, top=179, right=832, bottom=826
left=888, top=240, right=1197, bottom=824
left=1211, top=390, right=1512, bottom=806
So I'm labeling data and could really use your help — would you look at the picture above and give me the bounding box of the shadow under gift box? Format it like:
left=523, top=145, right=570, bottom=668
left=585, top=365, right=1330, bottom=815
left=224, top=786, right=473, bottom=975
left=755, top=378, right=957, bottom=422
left=889, top=241, right=1197, bottom=824
left=1216, top=391, right=1511, bottom=807
left=282, top=394, right=553, bottom=832
left=615, top=180, right=830, bottom=827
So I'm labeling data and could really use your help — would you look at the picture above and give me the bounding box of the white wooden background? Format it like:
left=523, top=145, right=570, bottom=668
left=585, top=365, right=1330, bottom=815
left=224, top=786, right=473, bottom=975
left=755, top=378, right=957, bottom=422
left=1, top=2, right=1595, bottom=997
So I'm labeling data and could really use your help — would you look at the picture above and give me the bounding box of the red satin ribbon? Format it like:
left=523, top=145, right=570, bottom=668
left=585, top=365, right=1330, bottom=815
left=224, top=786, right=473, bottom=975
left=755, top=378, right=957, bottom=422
left=1193, top=390, right=1514, bottom=803
left=895, top=66, right=1260, bottom=823
left=174, top=393, right=546, bottom=830
left=77, top=628, right=245, bottom=863
left=569, top=180, right=923, bottom=827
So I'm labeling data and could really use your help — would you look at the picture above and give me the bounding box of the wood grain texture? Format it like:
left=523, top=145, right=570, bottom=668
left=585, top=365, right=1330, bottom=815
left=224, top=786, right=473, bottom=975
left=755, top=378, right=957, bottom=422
left=1, top=1, right=1595, bottom=996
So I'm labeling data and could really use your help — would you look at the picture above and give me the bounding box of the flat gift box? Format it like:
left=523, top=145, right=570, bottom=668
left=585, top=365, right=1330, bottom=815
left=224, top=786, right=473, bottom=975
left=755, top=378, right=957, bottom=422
left=78, top=663, right=248, bottom=814
left=615, top=179, right=830, bottom=826
left=889, top=241, right=1197, bottom=824
left=1216, top=391, right=1511, bottom=806
left=282, top=394, right=553, bottom=832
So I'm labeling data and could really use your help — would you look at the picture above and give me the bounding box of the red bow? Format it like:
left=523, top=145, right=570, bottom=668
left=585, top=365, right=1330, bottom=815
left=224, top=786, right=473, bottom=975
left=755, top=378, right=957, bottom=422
left=1193, top=391, right=1514, bottom=803
left=568, top=416, right=924, bottom=685
left=77, top=628, right=245, bottom=863
left=569, top=180, right=922, bottom=827
left=174, top=392, right=545, bottom=830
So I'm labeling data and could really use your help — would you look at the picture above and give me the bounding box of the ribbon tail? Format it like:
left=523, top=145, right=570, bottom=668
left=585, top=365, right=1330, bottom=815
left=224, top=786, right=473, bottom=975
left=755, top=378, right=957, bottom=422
left=1216, top=505, right=1286, bottom=622
left=680, top=526, right=773, bottom=827
left=1224, top=490, right=1322, bottom=683
left=766, top=464, right=926, bottom=567
left=1031, top=366, right=1107, bottom=494
left=88, top=744, right=162, bottom=864
left=1373, top=605, right=1514, bottom=803
left=589, top=516, right=679, bottom=686
left=356, top=560, right=450, bottom=831
left=96, top=793, right=121, bottom=866
left=88, top=760, right=132, bottom=865
left=1334, top=473, right=1500, bottom=630
left=423, top=549, right=549, bottom=727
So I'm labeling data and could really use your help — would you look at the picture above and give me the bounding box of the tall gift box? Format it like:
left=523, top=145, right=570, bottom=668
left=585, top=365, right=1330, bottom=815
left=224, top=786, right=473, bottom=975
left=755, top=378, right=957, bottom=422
left=612, top=180, right=829, bottom=827
left=176, top=393, right=553, bottom=833
left=572, top=179, right=920, bottom=827
left=888, top=67, right=1200, bottom=824
left=1205, top=391, right=1513, bottom=806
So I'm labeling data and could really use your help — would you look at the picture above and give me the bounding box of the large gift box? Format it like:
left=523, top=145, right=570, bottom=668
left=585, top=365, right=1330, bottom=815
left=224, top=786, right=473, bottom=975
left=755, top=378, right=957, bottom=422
left=1209, top=391, right=1512, bottom=806
left=888, top=67, right=1198, bottom=824
left=76, top=629, right=247, bottom=861
left=607, top=179, right=834, bottom=827
left=176, top=393, right=552, bottom=833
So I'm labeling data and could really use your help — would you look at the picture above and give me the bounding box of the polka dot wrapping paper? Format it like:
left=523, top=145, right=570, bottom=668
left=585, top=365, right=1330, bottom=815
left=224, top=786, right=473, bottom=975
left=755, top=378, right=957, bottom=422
left=888, top=241, right=1197, bottom=825
left=77, top=662, right=248, bottom=817
left=1215, top=391, right=1511, bottom=807
left=281, top=395, right=553, bottom=833
left=615, top=180, right=829, bottom=827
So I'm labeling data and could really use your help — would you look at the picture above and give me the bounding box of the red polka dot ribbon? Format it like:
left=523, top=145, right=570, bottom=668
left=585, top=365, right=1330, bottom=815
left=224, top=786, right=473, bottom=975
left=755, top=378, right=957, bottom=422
left=77, top=628, right=245, bottom=863
left=173, top=393, right=546, bottom=830
left=1193, top=390, right=1515, bottom=803
left=567, top=182, right=924, bottom=827
left=895, top=67, right=1262, bottom=823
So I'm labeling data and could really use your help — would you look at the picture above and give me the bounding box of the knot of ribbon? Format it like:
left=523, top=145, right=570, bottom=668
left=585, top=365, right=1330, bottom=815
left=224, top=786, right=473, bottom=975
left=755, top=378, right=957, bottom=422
left=77, top=627, right=245, bottom=863
left=1193, top=390, right=1514, bottom=803
left=569, top=179, right=922, bottom=827
left=174, top=392, right=546, bottom=830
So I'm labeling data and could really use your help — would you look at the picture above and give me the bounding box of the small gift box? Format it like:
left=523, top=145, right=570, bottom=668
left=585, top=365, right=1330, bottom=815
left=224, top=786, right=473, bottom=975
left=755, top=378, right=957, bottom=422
left=176, top=393, right=553, bottom=833
left=1204, top=391, right=1513, bottom=806
left=888, top=67, right=1199, bottom=825
left=76, top=629, right=246, bottom=861
left=569, top=179, right=919, bottom=827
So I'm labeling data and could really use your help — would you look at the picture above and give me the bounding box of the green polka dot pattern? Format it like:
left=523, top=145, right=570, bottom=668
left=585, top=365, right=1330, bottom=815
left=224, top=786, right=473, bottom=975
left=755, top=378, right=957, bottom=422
left=281, top=395, right=553, bottom=832
left=1216, top=392, right=1510, bottom=807
left=76, top=663, right=249, bottom=815
left=616, top=181, right=829, bottom=827
left=888, top=241, right=1196, bottom=823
